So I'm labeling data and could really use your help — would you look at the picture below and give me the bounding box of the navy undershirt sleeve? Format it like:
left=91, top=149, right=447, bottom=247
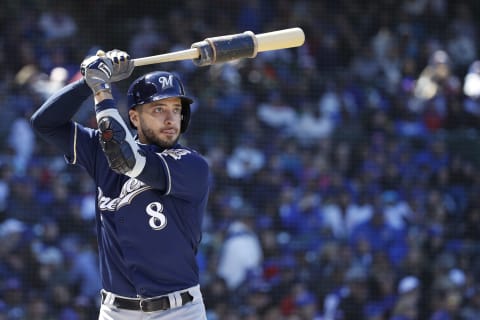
left=95, top=98, right=116, bottom=112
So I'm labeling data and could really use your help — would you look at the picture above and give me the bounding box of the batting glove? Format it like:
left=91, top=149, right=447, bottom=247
left=80, top=50, right=113, bottom=95
left=106, top=49, right=134, bottom=82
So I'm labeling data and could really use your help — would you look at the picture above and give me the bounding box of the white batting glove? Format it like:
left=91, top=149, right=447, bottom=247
left=105, top=49, right=135, bottom=82
left=80, top=50, right=113, bottom=95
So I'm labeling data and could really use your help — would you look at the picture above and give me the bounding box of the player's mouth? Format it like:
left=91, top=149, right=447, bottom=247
left=161, top=128, right=177, bottom=136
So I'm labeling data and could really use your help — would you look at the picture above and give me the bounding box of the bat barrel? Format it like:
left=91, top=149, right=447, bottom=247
left=256, top=27, right=305, bottom=52
left=191, top=28, right=305, bottom=67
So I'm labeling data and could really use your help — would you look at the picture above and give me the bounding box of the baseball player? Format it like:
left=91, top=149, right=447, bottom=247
left=30, top=49, right=210, bottom=319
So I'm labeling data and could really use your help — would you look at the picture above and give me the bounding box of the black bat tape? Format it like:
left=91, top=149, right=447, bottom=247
left=191, top=31, right=257, bottom=67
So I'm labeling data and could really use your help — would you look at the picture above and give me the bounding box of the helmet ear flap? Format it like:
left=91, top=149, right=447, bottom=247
left=180, top=102, right=191, bottom=133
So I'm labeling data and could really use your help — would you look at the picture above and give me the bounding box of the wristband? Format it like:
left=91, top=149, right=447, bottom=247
left=93, top=82, right=112, bottom=95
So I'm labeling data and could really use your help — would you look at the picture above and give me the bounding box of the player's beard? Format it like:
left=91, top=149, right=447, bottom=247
left=140, top=125, right=180, bottom=149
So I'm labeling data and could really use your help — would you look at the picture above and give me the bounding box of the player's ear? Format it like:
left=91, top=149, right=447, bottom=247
left=129, top=108, right=139, bottom=128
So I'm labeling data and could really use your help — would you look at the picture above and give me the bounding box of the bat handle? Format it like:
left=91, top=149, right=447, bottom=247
left=132, top=48, right=200, bottom=67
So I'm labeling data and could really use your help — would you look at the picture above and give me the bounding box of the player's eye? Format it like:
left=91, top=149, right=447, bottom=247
left=152, top=105, right=181, bottom=114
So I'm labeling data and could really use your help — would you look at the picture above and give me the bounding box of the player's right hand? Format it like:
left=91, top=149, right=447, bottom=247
left=80, top=50, right=113, bottom=95
left=106, top=49, right=134, bottom=82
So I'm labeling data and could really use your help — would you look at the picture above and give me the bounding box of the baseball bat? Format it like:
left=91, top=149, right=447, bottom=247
left=132, top=27, right=305, bottom=67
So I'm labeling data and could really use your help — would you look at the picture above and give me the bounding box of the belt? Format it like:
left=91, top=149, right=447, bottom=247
left=101, top=290, right=193, bottom=312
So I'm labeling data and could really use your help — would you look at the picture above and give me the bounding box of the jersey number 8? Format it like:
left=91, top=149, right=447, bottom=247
left=146, top=202, right=167, bottom=230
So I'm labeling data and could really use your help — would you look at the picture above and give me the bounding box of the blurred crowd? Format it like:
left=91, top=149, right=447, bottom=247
left=1, top=0, right=480, bottom=319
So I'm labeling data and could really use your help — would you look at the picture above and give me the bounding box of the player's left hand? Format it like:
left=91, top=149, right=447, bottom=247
left=80, top=51, right=113, bottom=95
left=104, top=49, right=135, bottom=82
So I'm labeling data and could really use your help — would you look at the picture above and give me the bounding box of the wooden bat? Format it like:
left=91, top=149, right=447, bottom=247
left=132, top=27, right=305, bottom=67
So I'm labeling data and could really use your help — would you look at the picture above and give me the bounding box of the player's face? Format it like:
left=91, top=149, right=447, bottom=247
left=130, top=97, right=182, bottom=148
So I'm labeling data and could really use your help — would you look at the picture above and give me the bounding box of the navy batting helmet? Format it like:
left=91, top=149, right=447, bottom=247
left=127, top=71, right=193, bottom=132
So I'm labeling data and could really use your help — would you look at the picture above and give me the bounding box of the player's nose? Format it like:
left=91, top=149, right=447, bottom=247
left=163, top=110, right=177, bottom=126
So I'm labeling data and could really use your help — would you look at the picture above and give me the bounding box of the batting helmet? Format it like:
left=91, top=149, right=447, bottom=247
left=127, top=71, right=193, bottom=132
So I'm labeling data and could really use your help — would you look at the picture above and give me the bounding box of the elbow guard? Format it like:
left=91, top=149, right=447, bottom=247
left=96, top=109, right=146, bottom=176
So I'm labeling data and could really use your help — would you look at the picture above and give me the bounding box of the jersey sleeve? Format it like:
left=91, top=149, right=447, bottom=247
left=137, top=148, right=210, bottom=202
left=65, top=122, right=103, bottom=177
